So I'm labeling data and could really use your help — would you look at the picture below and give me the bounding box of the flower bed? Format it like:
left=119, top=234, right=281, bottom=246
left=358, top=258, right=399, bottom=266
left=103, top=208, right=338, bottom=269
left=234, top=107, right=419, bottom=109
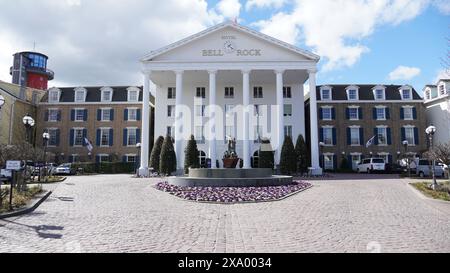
left=155, top=181, right=312, bottom=203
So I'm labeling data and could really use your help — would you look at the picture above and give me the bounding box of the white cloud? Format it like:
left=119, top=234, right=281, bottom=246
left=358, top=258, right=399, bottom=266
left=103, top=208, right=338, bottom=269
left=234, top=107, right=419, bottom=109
left=388, top=66, right=421, bottom=80
left=254, top=0, right=433, bottom=71
left=216, top=0, right=242, bottom=19
left=432, top=0, right=450, bottom=15
left=246, top=0, right=288, bottom=10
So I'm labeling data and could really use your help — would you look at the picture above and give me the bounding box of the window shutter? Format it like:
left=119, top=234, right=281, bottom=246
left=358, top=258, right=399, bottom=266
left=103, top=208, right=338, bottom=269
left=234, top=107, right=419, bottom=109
left=347, top=155, right=353, bottom=169
left=320, top=155, right=324, bottom=168
left=97, top=109, right=101, bottom=121
left=359, top=128, right=364, bottom=146
left=386, top=108, right=390, bottom=119
left=374, top=128, right=379, bottom=145
left=358, top=108, right=363, bottom=119
left=110, top=109, right=114, bottom=121
left=387, top=128, right=392, bottom=145
left=45, top=111, right=49, bottom=121
left=82, top=129, right=87, bottom=145
left=414, top=128, right=419, bottom=145
left=400, top=108, right=404, bottom=120
left=332, top=108, right=336, bottom=120
left=333, top=155, right=337, bottom=170
left=69, top=156, right=74, bottom=163
left=372, top=108, right=377, bottom=120
left=388, top=155, right=393, bottom=164
left=137, top=109, right=141, bottom=121
left=83, top=109, right=88, bottom=121
left=122, top=156, right=127, bottom=163
left=412, top=107, right=417, bottom=119
left=123, top=129, right=128, bottom=146
left=347, top=128, right=351, bottom=145
left=346, top=108, right=350, bottom=119
left=319, top=108, right=323, bottom=120
left=124, top=109, right=129, bottom=121
left=401, top=127, right=406, bottom=142
left=56, top=129, right=60, bottom=146
left=96, top=129, right=101, bottom=146
left=109, top=129, right=114, bottom=146
left=332, top=128, right=337, bottom=145
left=136, top=129, right=141, bottom=144
left=95, top=155, right=100, bottom=164
left=319, top=128, right=324, bottom=143
left=71, top=110, right=75, bottom=121
left=69, top=129, right=74, bottom=146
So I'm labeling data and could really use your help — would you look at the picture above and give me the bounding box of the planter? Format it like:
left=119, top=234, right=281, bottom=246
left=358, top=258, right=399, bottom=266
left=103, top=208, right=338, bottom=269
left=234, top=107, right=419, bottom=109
left=223, top=158, right=239, bottom=168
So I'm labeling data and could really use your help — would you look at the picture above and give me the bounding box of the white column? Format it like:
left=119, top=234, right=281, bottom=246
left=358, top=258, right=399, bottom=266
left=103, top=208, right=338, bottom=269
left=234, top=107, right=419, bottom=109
left=298, top=84, right=306, bottom=139
left=275, top=70, right=284, bottom=165
left=139, top=72, right=151, bottom=176
left=309, top=69, right=322, bottom=175
left=208, top=70, right=217, bottom=169
left=242, top=69, right=251, bottom=169
left=175, top=70, right=184, bottom=171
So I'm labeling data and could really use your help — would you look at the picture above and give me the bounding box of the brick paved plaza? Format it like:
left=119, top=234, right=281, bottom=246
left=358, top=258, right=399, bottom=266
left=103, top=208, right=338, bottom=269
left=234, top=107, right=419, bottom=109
left=0, top=174, right=449, bottom=253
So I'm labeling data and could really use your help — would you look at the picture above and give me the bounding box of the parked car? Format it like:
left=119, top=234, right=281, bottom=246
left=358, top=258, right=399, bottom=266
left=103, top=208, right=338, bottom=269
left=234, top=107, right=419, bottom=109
left=415, top=159, right=446, bottom=178
left=357, top=158, right=386, bottom=173
left=54, top=163, right=77, bottom=175
left=385, top=163, right=405, bottom=174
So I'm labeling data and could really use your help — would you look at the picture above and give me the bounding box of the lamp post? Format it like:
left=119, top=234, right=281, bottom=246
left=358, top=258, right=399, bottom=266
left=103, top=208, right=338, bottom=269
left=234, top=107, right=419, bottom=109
left=426, top=125, right=438, bottom=190
left=22, top=114, right=35, bottom=143
left=136, top=143, right=141, bottom=177
left=403, top=140, right=410, bottom=177
left=42, top=132, right=50, bottom=182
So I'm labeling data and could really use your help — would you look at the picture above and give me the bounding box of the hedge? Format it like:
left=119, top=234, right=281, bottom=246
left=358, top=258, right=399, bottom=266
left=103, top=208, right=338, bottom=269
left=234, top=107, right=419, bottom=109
left=72, top=162, right=136, bottom=174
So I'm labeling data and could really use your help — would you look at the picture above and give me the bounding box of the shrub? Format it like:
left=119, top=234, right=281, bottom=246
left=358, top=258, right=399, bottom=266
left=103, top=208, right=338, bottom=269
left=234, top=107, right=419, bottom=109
left=149, top=136, right=164, bottom=173
left=259, top=139, right=274, bottom=169
left=294, top=135, right=308, bottom=174
left=184, top=135, right=200, bottom=174
left=280, top=136, right=297, bottom=175
left=160, top=135, right=177, bottom=175
left=72, top=162, right=135, bottom=174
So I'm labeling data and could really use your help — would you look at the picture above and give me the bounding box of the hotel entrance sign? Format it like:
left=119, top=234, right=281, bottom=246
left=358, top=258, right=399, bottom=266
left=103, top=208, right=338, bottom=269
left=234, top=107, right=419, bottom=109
left=202, top=36, right=262, bottom=57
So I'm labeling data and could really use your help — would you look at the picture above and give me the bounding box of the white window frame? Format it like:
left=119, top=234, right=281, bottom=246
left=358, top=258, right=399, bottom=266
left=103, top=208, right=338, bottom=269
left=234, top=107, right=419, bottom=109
left=322, top=126, right=334, bottom=146
left=346, top=86, right=359, bottom=100
left=377, top=152, right=390, bottom=163
left=168, top=87, right=176, bottom=99
left=404, top=126, right=415, bottom=147
left=320, top=86, right=332, bottom=101
left=375, top=106, right=386, bottom=120
left=399, top=85, right=413, bottom=100
left=125, top=154, right=137, bottom=163
left=284, top=104, right=293, bottom=117
left=46, top=128, right=58, bottom=147
left=98, top=154, right=110, bottom=163
left=439, top=84, right=446, bottom=96
left=101, top=108, right=112, bottom=122
left=349, top=126, right=361, bottom=146
left=128, top=107, right=138, bottom=121
left=323, top=153, right=334, bottom=170
left=127, top=87, right=140, bottom=102
left=167, top=105, right=175, bottom=118
left=348, top=106, right=359, bottom=120
left=127, top=127, right=138, bottom=147
left=321, top=106, right=333, bottom=121
left=372, top=86, right=386, bottom=100
left=403, top=106, right=414, bottom=120
left=48, top=108, right=59, bottom=122
left=283, top=86, right=292, bottom=99
left=74, top=87, right=87, bottom=103
left=73, top=128, right=85, bottom=147
left=74, top=108, right=85, bottom=122
left=253, top=86, right=264, bottom=99
left=48, top=88, right=61, bottom=103
left=224, top=87, right=234, bottom=99
left=284, top=125, right=293, bottom=139
left=195, top=126, right=205, bottom=144
left=100, top=87, right=113, bottom=102
left=225, top=104, right=235, bottom=117
left=100, top=128, right=111, bottom=147
left=376, top=126, right=388, bottom=146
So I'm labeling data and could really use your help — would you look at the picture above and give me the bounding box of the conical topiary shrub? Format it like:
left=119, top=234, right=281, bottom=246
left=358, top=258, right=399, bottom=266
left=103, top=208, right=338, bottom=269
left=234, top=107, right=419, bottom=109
left=280, top=136, right=297, bottom=175
left=159, top=135, right=177, bottom=176
left=259, top=138, right=274, bottom=169
left=149, top=136, right=164, bottom=173
left=294, top=135, right=309, bottom=174
left=184, top=135, right=200, bottom=174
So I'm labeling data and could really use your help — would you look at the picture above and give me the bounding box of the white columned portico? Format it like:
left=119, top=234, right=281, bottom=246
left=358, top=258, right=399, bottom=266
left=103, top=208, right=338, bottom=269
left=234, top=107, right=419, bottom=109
left=242, top=69, right=251, bottom=169
left=275, top=70, right=284, bottom=165
left=175, top=70, right=184, bottom=171
left=139, top=72, right=151, bottom=176
left=308, top=70, right=322, bottom=175
left=208, top=70, right=217, bottom=169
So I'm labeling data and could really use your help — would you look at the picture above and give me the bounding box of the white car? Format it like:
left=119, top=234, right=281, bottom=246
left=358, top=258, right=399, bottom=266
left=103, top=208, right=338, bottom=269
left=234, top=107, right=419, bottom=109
left=54, top=163, right=76, bottom=175
left=357, top=158, right=386, bottom=173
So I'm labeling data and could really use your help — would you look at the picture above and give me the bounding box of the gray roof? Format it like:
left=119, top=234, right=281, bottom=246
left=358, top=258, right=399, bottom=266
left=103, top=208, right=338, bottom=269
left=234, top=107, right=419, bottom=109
left=316, top=84, right=422, bottom=101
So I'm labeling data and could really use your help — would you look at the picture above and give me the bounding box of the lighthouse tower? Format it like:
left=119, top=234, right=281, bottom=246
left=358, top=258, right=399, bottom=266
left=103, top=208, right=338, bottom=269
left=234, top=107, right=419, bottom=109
left=10, top=51, right=54, bottom=90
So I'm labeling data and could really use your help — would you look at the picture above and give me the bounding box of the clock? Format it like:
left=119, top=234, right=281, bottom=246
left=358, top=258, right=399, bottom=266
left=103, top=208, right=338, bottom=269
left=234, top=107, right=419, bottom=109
left=224, top=40, right=236, bottom=53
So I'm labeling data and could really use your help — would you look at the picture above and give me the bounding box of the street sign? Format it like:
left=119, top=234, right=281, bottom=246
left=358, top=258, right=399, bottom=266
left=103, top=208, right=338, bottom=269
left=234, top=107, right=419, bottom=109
left=1, top=169, right=12, bottom=178
left=6, top=160, right=21, bottom=170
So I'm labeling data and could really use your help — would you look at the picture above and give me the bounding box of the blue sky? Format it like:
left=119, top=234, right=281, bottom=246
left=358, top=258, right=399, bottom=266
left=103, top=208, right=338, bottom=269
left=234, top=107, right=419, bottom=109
left=0, top=0, right=448, bottom=94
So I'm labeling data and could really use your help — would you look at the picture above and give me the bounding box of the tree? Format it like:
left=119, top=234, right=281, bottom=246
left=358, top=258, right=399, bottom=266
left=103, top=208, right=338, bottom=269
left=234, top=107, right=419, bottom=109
left=259, top=138, right=274, bottom=169
left=340, top=156, right=350, bottom=171
left=294, top=135, right=309, bottom=174
left=159, top=135, right=177, bottom=176
left=184, top=135, right=199, bottom=174
left=149, top=136, right=164, bottom=173
left=280, top=136, right=297, bottom=175
left=425, top=141, right=450, bottom=181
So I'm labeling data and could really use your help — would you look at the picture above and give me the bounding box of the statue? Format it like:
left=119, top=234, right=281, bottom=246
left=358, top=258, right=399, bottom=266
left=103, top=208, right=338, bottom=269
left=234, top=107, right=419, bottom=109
left=223, top=137, right=239, bottom=168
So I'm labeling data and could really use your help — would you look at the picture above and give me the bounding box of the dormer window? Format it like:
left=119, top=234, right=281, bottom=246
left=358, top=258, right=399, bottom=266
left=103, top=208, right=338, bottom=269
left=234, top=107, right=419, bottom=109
left=346, top=86, right=359, bottom=100
left=373, top=86, right=386, bottom=100
left=101, top=87, right=113, bottom=102
left=127, top=87, right=140, bottom=102
left=48, top=88, right=60, bottom=103
left=74, top=88, right=87, bottom=103
left=320, top=86, right=332, bottom=100
left=425, top=90, right=431, bottom=100
left=439, top=85, right=446, bottom=96
left=400, top=86, right=413, bottom=100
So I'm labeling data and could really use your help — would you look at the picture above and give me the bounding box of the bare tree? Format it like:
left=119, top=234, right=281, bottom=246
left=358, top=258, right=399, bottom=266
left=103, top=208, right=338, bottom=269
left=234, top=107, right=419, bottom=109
left=425, top=141, right=450, bottom=181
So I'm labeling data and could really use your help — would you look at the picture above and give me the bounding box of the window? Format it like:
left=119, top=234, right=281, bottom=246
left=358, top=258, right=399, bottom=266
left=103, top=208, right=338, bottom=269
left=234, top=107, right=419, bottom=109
left=375, top=89, right=384, bottom=100
left=195, top=126, right=205, bottom=144
left=376, top=108, right=386, bottom=120
left=377, top=127, right=387, bottom=145
left=403, top=107, right=413, bottom=120
left=350, top=128, right=360, bottom=145
left=168, top=87, right=176, bottom=99
left=283, top=87, right=292, bottom=98
left=348, top=89, right=358, bottom=100
left=48, top=109, right=59, bottom=122
left=49, top=90, right=59, bottom=103
left=167, top=105, right=175, bottom=117
left=351, top=154, right=361, bottom=170
left=439, top=85, right=445, bottom=96
left=75, top=90, right=85, bottom=102
left=378, top=154, right=389, bottom=163
left=75, top=109, right=85, bottom=122
left=425, top=91, right=431, bottom=100
left=349, top=108, right=359, bottom=120
left=101, top=89, right=112, bottom=102
left=225, top=105, right=234, bottom=116
left=284, top=104, right=292, bottom=117
left=98, top=155, right=110, bottom=163
left=324, top=154, right=334, bottom=170
left=101, top=109, right=112, bottom=121
left=284, top=125, right=293, bottom=138
left=321, top=89, right=331, bottom=100
left=402, top=89, right=411, bottom=100
left=74, top=129, right=84, bottom=146
left=195, top=105, right=205, bottom=117
left=100, top=129, right=110, bottom=146
left=127, top=128, right=137, bottom=146
left=47, top=129, right=58, bottom=146
left=253, top=87, right=263, bottom=98
left=405, top=127, right=415, bottom=145
left=323, top=128, right=333, bottom=145
left=126, top=155, right=137, bottom=163
left=128, top=108, right=138, bottom=121
left=322, top=107, right=332, bottom=120
left=198, top=151, right=207, bottom=167
left=196, top=87, right=206, bottom=98
left=224, top=87, right=234, bottom=98
left=167, top=126, right=174, bottom=137
left=128, top=90, right=139, bottom=102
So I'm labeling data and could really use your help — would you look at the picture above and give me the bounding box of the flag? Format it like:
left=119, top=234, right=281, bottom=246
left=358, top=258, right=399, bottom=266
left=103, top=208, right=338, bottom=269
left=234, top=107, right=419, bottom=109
left=366, top=135, right=376, bottom=148
left=84, top=138, right=93, bottom=152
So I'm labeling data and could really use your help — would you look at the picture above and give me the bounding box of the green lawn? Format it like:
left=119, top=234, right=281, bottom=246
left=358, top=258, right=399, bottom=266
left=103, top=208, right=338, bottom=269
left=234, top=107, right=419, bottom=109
left=411, top=181, right=450, bottom=202
left=0, top=186, right=43, bottom=213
